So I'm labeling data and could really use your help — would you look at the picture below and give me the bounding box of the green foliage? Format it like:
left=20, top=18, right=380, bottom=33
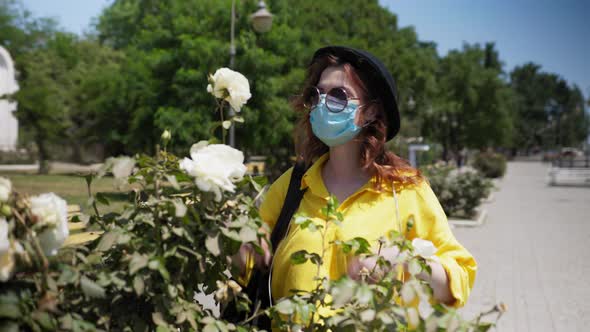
left=4, top=0, right=588, bottom=172
left=422, top=43, right=515, bottom=160
left=472, top=151, right=507, bottom=179
left=60, top=152, right=266, bottom=331
left=422, top=163, right=493, bottom=219
left=510, top=63, right=589, bottom=151
left=92, top=0, right=439, bottom=177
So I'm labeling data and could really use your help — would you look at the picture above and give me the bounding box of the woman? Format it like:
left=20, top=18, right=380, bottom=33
left=236, top=46, right=476, bottom=314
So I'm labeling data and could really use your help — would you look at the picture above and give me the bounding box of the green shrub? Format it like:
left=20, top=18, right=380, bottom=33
left=422, top=163, right=493, bottom=219
left=472, top=151, right=507, bottom=178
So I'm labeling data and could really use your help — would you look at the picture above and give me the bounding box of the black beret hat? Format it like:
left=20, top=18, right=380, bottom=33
left=311, top=46, right=400, bottom=141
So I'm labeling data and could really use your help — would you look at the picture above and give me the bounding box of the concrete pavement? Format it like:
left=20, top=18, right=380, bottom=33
left=454, top=162, right=590, bottom=331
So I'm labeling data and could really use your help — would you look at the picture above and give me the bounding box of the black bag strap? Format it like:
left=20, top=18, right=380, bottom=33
left=247, top=161, right=308, bottom=329
left=270, top=161, right=308, bottom=251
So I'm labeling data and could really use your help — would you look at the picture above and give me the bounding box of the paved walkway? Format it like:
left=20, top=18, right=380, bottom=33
left=454, top=162, right=590, bottom=331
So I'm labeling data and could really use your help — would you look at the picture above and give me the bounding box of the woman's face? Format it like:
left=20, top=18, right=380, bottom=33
left=316, top=65, right=367, bottom=125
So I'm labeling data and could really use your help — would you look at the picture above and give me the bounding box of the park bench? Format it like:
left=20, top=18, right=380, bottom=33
left=64, top=204, right=103, bottom=246
left=547, top=157, right=590, bottom=186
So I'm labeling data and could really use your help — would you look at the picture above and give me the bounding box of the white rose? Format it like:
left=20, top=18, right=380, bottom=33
left=111, top=156, right=136, bottom=179
left=206, top=68, right=251, bottom=112
left=0, top=177, right=11, bottom=202
left=0, top=217, right=14, bottom=281
left=30, top=193, right=69, bottom=256
left=179, top=141, right=246, bottom=202
left=412, top=238, right=437, bottom=260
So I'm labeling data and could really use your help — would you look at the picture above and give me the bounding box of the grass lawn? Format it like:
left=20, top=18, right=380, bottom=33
left=1, top=173, right=130, bottom=214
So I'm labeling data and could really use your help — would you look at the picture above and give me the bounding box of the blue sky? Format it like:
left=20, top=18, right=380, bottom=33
left=22, top=0, right=590, bottom=99
left=381, top=0, right=589, bottom=98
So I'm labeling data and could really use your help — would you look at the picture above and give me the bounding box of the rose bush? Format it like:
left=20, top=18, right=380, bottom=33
left=472, top=151, right=507, bottom=179
left=422, top=163, right=492, bottom=219
left=0, top=176, right=95, bottom=330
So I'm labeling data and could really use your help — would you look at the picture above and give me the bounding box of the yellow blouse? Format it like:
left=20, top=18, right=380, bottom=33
left=256, top=153, right=476, bottom=308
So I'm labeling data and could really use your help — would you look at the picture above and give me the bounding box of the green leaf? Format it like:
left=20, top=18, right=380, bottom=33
left=308, top=253, right=322, bottom=265
left=152, top=312, right=166, bottom=326
left=233, top=116, right=245, bottom=123
left=290, top=250, right=309, bottom=264
left=249, top=175, right=268, bottom=192
left=80, top=276, right=106, bottom=299
left=32, top=311, right=56, bottom=330
left=96, top=230, right=119, bottom=252
left=275, top=299, right=295, bottom=315
left=57, top=267, right=79, bottom=285
left=205, top=234, right=220, bottom=256
left=203, top=323, right=219, bottom=332
left=477, top=322, right=494, bottom=332
left=331, top=279, right=356, bottom=307
left=295, top=218, right=316, bottom=232
left=220, top=228, right=241, bottom=242
left=133, top=275, right=145, bottom=296
left=172, top=199, right=187, bottom=217
left=408, top=259, right=422, bottom=275
left=238, top=226, right=257, bottom=243
left=360, top=309, right=376, bottom=322
left=84, top=174, right=94, bottom=187
left=129, top=253, right=149, bottom=275
left=148, top=258, right=170, bottom=281
left=95, top=192, right=110, bottom=206
left=165, top=174, right=180, bottom=190
left=0, top=303, right=21, bottom=319
left=356, top=284, right=372, bottom=305
left=0, top=321, right=19, bottom=332
left=351, top=237, right=371, bottom=255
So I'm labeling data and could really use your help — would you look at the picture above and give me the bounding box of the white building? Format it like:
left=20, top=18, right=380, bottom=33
left=0, top=46, right=19, bottom=152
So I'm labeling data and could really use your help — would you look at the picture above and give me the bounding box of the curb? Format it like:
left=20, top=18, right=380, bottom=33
left=448, top=209, right=487, bottom=227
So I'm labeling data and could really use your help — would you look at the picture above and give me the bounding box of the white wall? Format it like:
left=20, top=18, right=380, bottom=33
left=0, top=46, right=19, bottom=152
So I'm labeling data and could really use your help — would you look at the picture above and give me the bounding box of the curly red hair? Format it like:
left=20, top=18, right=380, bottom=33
left=293, top=54, right=422, bottom=188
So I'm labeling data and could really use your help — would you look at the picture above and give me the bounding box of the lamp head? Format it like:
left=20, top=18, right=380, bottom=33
left=250, top=0, right=273, bottom=33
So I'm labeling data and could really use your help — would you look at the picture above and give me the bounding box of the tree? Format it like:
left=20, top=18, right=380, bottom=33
left=424, top=43, right=514, bottom=161
left=95, top=0, right=439, bottom=177
left=510, top=63, right=588, bottom=152
left=10, top=27, right=125, bottom=170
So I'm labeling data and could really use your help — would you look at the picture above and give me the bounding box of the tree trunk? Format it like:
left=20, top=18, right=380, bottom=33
left=35, top=134, right=50, bottom=174
left=71, top=139, right=84, bottom=164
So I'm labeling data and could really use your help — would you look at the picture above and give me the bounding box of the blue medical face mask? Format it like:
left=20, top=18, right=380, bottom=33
left=310, top=94, right=362, bottom=147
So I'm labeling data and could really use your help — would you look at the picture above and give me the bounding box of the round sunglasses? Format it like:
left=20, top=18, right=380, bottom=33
left=303, top=86, right=363, bottom=113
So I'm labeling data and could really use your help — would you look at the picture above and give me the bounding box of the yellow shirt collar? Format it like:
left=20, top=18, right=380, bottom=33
left=300, top=153, right=384, bottom=200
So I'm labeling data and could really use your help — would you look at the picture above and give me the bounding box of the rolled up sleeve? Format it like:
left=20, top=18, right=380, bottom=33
left=413, top=181, right=477, bottom=307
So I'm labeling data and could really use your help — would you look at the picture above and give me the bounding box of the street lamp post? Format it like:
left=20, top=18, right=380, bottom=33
left=228, top=0, right=273, bottom=147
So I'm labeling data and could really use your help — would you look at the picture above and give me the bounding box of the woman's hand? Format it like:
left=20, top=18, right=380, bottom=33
left=232, top=235, right=272, bottom=275
left=347, top=246, right=455, bottom=305
left=347, top=246, right=400, bottom=282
